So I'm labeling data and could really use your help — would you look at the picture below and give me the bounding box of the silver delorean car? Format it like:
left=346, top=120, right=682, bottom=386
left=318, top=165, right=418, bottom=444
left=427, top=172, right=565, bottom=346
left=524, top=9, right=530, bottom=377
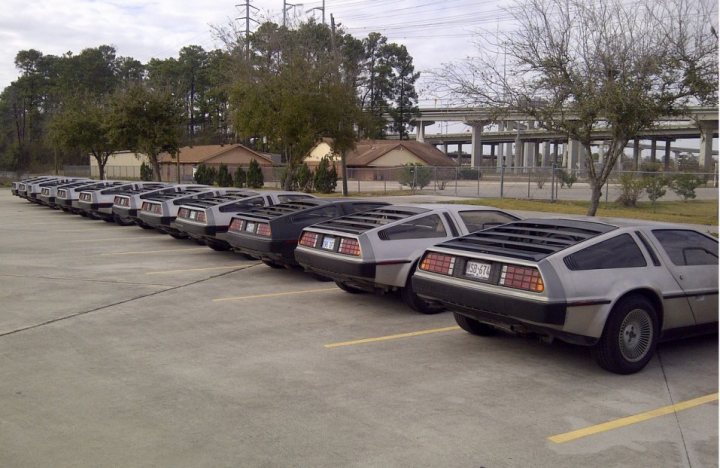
left=411, top=218, right=718, bottom=374
left=294, top=204, right=519, bottom=313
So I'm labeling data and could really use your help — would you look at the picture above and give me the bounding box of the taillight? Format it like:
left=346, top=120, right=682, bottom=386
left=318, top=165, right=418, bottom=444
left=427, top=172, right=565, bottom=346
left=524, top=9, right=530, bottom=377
left=419, top=252, right=456, bottom=275
left=178, top=208, right=189, bottom=218
left=80, top=193, right=91, bottom=201
left=338, top=238, right=360, bottom=256
left=153, top=204, right=162, bottom=214
left=196, top=211, right=207, bottom=223
left=229, top=218, right=245, bottom=232
left=299, top=231, right=319, bottom=247
left=256, top=223, right=271, bottom=236
left=141, top=202, right=150, bottom=212
left=58, top=190, right=66, bottom=197
left=113, top=196, right=122, bottom=205
left=499, top=265, right=544, bottom=292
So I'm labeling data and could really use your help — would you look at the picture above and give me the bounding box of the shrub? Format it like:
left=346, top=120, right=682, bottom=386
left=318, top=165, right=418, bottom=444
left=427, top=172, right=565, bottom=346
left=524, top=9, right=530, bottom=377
left=314, top=156, right=338, bottom=194
left=558, top=169, right=577, bottom=188
left=233, top=166, right=246, bottom=188
left=459, top=167, right=481, bottom=180
left=616, top=173, right=644, bottom=207
left=246, top=159, right=264, bottom=188
left=140, top=162, right=153, bottom=181
left=194, top=164, right=217, bottom=185
left=643, top=174, right=668, bottom=208
left=670, top=174, right=703, bottom=200
left=398, top=163, right=432, bottom=191
left=216, top=164, right=233, bottom=187
left=296, top=163, right=313, bottom=192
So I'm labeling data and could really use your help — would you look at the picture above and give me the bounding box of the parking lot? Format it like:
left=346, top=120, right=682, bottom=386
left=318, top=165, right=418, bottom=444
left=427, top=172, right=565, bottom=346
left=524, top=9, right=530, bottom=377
left=0, top=189, right=717, bottom=467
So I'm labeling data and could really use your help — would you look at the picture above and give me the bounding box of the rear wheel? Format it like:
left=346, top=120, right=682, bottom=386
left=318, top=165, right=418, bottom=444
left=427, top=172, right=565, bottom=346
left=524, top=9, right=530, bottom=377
left=454, top=313, right=498, bottom=336
left=137, top=222, right=154, bottom=230
left=169, top=232, right=187, bottom=240
left=262, top=259, right=285, bottom=269
left=335, top=281, right=366, bottom=294
left=207, top=241, right=230, bottom=251
left=593, top=295, right=658, bottom=375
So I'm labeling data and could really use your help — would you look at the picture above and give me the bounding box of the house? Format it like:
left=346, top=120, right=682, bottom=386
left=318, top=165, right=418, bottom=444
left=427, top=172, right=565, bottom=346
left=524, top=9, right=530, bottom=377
left=305, top=139, right=456, bottom=180
left=157, top=144, right=275, bottom=182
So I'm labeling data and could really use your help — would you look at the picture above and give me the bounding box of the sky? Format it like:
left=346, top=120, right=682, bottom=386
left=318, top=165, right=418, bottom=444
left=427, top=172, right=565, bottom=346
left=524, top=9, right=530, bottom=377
left=0, top=0, right=511, bottom=104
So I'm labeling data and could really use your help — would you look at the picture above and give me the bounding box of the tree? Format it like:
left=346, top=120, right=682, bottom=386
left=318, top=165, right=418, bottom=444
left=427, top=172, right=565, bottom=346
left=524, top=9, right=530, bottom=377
left=233, top=166, right=246, bottom=188
left=107, top=85, right=184, bottom=181
left=435, top=0, right=718, bottom=215
left=398, top=163, right=432, bottom=192
left=385, top=44, right=420, bottom=140
left=246, top=159, right=264, bottom=188
left=295, top=162, right=313, bottom=192
left=313, top=156, right=338, bottom=194
left=217, top=163, right=233, bottom=187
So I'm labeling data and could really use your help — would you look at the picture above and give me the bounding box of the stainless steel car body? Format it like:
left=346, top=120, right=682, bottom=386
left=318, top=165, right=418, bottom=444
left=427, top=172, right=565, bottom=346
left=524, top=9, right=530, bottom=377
left=412, top=218, right=718, bottom=348
left=55, top=180, right=108, bottom=212
left=13, top=176, right=56, bottom=197
left=172, top=191, right=316, bottom=246
left=38, top=178, right=92, bottom=207
left=295, top=204, right=520, bottom=291
left=78, top=182, right=169, bottom=220
left=112, top=184, right=204, bottom=225
left=74, top=181, right=133, bottom=215
left=19, top=177, right=62, bottom=200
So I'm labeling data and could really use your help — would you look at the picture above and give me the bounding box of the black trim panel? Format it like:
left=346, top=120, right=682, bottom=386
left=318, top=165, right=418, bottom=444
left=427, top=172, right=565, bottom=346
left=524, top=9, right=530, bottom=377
left=664, top=290, right=719, bottom=300
left=295, top=249, right=377, bottom=280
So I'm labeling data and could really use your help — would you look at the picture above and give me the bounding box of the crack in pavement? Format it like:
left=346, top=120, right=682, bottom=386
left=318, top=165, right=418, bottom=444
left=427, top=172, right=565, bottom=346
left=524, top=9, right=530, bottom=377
left=0, top=273, right=175, bottom=288
left=0, top=263, right=260, bottom=339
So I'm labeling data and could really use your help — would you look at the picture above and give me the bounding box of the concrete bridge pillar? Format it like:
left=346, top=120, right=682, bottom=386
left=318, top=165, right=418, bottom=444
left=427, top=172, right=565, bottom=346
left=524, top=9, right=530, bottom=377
left=650, top=139, right=657, bottom=164
left=505, top=122, right=515, bottom=169
left=496, top=122, right=505, bottom=172
left=664, top=140, right=672, bottom=170
left=567, top=139, right=581, bottom=171
left=514, top=132, right=524, bottom=173
left=468, top=121, right=488, bottom=168
left=699, top=122, right=715, bottom=171
left=633, top=138, right=641, bottom=171
left=541, top=141, right=551, bottom=167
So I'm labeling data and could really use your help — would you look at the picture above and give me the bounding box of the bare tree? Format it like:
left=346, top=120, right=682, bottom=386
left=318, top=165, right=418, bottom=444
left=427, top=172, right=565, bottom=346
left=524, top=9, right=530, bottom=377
left=434, top=0, right=718, bottom=215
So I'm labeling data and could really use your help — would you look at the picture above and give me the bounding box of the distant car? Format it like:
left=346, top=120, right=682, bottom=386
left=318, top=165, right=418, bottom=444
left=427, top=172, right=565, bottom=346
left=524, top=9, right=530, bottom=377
left=172, top=191, right=317, bottom=251
left=112, top=184, right=205, bottom=227
left=13, top=176, right=55, bottom=198
left=137, top=187, right=243, bottom=238
left=411, top=218, right=719, bottom=374
left=295, top=204, right=520, bottom=312
left=55, top=180, right=109, bottom=213
left=19, top=176, right=64, bottom=201
left=38, top=178, right=92, bottom=208
left=216, top=199, right=388, bottom=267
left=74, top=181, right=134, bottom=218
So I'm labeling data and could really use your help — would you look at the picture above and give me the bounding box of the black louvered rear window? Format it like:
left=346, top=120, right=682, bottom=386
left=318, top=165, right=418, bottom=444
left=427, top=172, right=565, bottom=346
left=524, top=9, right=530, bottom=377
left=182, top=193, right=251, bottom=208
left=146, top=188, right=209, bottom=202
left=309, top=206, right=429, bottom=234
left=240, top=201, right=326, bottom=221
left=441, top=219, right=616, bottom=261
left=106, top=184, right=166, bottom=196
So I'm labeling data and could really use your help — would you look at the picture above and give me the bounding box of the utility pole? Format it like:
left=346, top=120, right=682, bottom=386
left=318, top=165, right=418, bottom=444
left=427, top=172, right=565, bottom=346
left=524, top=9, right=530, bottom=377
left=308, top=0, right=325, bottom=24
left=236, top=1, right=259, bottom=60
left=283, top=1, right=302, bottom=27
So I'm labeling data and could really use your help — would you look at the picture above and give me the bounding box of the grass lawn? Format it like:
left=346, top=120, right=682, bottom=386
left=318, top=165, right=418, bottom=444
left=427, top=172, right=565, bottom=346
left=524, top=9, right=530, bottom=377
left=451, top=199, right=718, bottom=226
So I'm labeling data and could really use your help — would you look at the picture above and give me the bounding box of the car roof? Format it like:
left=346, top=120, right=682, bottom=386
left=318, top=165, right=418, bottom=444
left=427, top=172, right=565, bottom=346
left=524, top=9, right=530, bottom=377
left=235, top=199, right=386, bottom=221
left=145, top=187, right=216, bottom=201
left=439, top=218, right=618, bottom=262
left=306, top=205, right=434, bottom=235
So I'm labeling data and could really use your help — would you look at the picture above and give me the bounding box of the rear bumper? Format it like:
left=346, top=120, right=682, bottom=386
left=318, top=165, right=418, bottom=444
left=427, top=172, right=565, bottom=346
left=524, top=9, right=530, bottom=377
left=172, top=222, right=221, bottom=238
left=112, top=206, right=137, bottom=220
left=219, top=232, right=296, bottom=263
left=295, top=248, right=377, bottom=282
left=138, top=213, right=175, bottom=229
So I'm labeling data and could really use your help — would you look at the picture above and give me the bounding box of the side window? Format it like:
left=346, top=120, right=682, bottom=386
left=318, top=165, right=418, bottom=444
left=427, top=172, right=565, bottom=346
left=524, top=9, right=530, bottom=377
left=652, top=229, right=718, bottom=266
left=564, top=234, right=647, bottom=270
left=379, top=214, right=447, bottom=240
left=292, top=206, right=338, bottom=223
left=459, top=210, right=517, bottom=233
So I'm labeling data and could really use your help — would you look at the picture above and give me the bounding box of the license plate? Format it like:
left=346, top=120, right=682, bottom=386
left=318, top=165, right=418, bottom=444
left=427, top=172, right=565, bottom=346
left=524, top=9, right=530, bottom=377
left=465, top=260, right=491, bottom=280
left=321, top=236, right=336, bottom=250
left=245, top=222, right=256, bottom=233
left=189, top=211, right=197, bottom=220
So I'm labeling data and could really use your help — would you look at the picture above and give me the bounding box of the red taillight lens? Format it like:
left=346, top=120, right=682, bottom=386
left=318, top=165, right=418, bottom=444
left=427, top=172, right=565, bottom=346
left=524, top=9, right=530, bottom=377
left=229, top=218, right=245, bottom=232
left=113, top=196, right=122, bottom=205
left=299, top=231, right=319, bottom=247
left=151, top=204, right=162, bottom=214
left=419, top=252, right=456, bottom=275
left=80, top=193, right=91, bottom=201
left=178, top=208, right=189, bottom=218
left=338, top=238, right=360, bottom=256
left=256, top=223, right=271, bottom=236
left=499, top=265, right=544, bottom=292
left=196, top=211, right=206, bottom=223
left=58, top=190, right=66, bottom=198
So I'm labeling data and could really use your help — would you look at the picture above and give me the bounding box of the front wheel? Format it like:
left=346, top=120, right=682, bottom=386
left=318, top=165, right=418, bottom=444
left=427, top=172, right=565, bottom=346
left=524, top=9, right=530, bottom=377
left=454, top=313, right=497, bottom=336
left=593, top=295, right=658, bottom=375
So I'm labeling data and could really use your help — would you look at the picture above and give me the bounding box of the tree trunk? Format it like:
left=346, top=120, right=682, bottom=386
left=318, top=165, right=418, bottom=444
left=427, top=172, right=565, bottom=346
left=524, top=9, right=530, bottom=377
left=586, top=180, right=603, bottom=216
left=151, top=155, right=162, bottom=182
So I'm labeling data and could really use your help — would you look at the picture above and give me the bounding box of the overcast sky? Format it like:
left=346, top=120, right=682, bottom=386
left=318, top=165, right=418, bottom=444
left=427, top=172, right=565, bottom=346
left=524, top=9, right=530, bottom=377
left=0, top=0, right=508, bottom=103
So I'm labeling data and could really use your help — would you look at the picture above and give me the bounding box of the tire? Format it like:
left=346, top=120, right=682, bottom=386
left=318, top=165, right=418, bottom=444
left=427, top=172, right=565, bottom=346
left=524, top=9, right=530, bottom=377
left=207, top=240, right=230, bottom=251
left=335, top=281, right=366, bottom=294
left=454, top=312, right=498, bottom=336
left=593, top=295, right=658, bottom=375
left=103, top=217, right=115, bottom=223
left=137, top=222, right=154, bottom=230
left=310, top=273, right=333, bottom=282
left=262, top=259, right=285, bottom=269
left=400, top=283, right=444, bottom=314
left=169, top=232, right=187, bottom=240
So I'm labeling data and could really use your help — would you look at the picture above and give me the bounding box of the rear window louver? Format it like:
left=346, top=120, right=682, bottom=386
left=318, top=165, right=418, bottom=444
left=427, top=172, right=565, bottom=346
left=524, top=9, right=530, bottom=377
left=441, top=220, right=615, bottom=261
left=182, top=194, right=251, bottom=208
left=146, top=189, right=208, bottom=202
left=310, top=207, right=429, bottom=235
left=240, top=201, right=324, bottom=221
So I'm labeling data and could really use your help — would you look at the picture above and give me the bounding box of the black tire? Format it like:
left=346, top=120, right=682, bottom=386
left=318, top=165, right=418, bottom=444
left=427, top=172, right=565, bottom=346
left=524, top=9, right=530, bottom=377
left=454, top=312, right=498, bottom=336
left=169, top=232, right=187, bottom=240
left=137, top=222, right=154, bottom=230
left=335, top=281, right=366, bottom=294
left=262, top=259, right=285, bottom=269
left=207, top=240, right=230, bottom=251
left=400, top=283, right=444, bottom=314
left=310, top=273, right=333, bottom=282
left=593, top=295, right=658, bottom=375
left=103, top=217, right=115, bottom=223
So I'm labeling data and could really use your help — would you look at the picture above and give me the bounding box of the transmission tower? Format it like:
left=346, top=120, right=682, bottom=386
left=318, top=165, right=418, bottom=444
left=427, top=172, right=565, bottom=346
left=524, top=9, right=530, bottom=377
left=236, top=1, right=259, bottom=60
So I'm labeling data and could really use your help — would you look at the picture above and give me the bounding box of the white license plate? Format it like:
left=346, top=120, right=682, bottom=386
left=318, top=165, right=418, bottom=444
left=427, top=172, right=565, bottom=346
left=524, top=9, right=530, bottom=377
left=321, top=236, right=336, bottom=250
left=465, top=261, right=491, bottom=280
left=245, top=222, right=256, bottom=233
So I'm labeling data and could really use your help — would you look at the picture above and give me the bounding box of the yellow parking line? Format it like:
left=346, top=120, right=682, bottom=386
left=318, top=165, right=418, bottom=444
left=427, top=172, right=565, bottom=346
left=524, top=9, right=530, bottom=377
left=101, top=247, right=209, bottom=256
left=212, top=288, right=337, bottom=302
left=324, top=326, right=461, bottom=348
left=146, top=265, right=249, bottom=275
left=68, top=236, right=160, bottom=243
left=548, top=392, right=719, bottom=444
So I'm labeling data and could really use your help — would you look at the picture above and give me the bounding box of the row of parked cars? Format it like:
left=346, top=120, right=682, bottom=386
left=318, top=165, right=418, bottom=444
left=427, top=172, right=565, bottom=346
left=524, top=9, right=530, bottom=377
left=11, top=176, right=718, bottom=374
